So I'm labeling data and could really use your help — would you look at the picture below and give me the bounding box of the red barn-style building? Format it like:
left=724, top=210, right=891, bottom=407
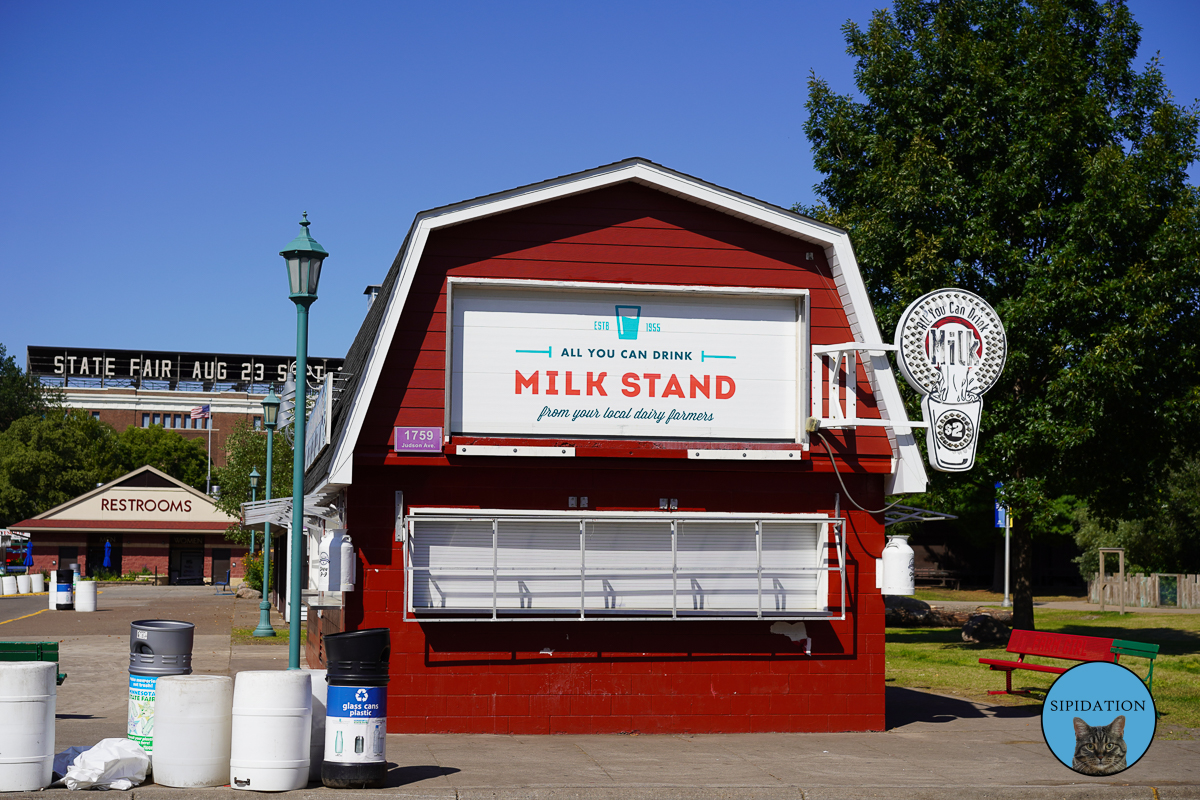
left=304, top=159, right=927, bottom=734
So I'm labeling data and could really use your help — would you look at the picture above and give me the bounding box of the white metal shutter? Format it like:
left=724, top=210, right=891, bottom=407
left=496, top=518, right=580, bottom=611
left=410, top=519, right=493, bottom=610
left=761, top=522, right=821, bottom=612
left=675, top=521, right=759, bottom=613
left=583, top=520, right=673, bottom=612
left=409, top=513, right=828, bottom=618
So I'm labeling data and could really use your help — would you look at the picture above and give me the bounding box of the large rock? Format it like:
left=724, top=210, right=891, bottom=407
left=236, top=586, right=262, bottom=599
left=962, top=613, right=1011, bottom=644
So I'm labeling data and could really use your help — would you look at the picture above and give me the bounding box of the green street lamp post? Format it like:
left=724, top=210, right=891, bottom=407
left=253, top=389, right=280, bottom=638
left=280, top=213, right=328, bottom=669
left=248, top=468, right=260, bottom=554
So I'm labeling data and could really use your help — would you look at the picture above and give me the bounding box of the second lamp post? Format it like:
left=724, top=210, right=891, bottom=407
left=253, top=388, right=281, bottom=638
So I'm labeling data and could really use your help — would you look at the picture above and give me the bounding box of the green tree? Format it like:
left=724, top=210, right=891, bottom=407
left=114, top=425, right=210, bottom=491
left=211, top=420, right=293, bottom=545
left=805, top=0, right=1200, bottom=629
left=0, top=343, right=60, bottom=431
left=1074, top=457, right=1200, bottom=578
left=0, top=410, right=122, bottom=526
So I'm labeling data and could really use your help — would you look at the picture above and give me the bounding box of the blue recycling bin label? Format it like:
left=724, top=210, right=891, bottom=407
left=325, top=686, right=387, bottom=764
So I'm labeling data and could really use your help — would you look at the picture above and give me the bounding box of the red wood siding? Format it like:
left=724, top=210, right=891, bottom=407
left=359, top=182, right=891, bottom=468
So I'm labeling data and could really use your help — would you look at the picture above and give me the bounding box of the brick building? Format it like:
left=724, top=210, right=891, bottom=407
left=27, top=348, right=343, bottom=468
left=11, top=465, right=245, bottom=584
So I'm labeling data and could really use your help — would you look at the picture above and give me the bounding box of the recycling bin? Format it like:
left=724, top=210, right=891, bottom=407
left=321, top=628, right=390, bottom=789
left=52, top=569, right=74, bottom=611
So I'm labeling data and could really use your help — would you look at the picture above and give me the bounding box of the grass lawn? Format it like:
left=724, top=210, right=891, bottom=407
left=912, top=588, right=1087, bottom=604
left=231, top=626, right=293, bottom=646
left=886, top=608, right=1200, bottom=736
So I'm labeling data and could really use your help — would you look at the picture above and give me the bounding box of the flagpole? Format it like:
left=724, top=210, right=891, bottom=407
left=206, top=419, right=212, bottom=494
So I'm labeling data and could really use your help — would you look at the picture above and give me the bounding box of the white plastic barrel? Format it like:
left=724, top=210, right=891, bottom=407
left=230, top=671, right=311, bottom=792
left=76, top=581, right=97, bottom=612
left=16, top=574, right=31, bottom=594
left=153, top=675, right=233, bottom=787
left=0, top=662, right=56, bottom=791
left=307, top=670, right=327, bottom=782
left=881, top=534, right=916, bottom=596
left=1, top=576, right=16, bottom=596
left=31, top=574, right=44, bottom=594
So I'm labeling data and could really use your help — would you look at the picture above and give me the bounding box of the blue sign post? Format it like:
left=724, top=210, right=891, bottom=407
left=996, top=482, right=1011, bottom=608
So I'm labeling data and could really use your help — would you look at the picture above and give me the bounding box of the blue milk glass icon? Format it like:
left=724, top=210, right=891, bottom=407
left=615, top=305, right=641, bottom=340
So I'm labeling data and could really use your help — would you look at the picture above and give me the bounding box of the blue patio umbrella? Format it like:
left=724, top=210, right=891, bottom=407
left=23, top=544, right=33, bottom=568
left=103, top=540, right=112, bottom=568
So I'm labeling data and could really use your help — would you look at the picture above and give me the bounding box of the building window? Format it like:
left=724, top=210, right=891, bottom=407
left=173, top=413, right=182, bottom=429
left=406, top=510, right=837, bottom=621
left=142, top=413, right=150, bottom=427
left=152, top=413, right=161, bottom=426
left=91, top=411, right=101, bottom=421
left=253, top=416, right=262, bottom=431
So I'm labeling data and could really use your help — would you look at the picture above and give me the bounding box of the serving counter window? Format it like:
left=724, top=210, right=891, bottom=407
left=405, top=510, right=841, bottom=621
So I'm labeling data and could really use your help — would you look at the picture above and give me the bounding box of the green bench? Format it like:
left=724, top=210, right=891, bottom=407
left=1111, top=638, right=1159, bottom=693
left=0, top=641, right=67, bottom=685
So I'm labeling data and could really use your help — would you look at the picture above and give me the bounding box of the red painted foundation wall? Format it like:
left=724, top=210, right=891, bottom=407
left=343, top=465, right=888, bottom=734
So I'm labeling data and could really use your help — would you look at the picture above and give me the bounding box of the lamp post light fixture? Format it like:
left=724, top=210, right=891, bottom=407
left=248, top=468, right=260, bottom=555
left=253, top=389, right=281, bottom=638
left=281, top=213, right=327, bottom=668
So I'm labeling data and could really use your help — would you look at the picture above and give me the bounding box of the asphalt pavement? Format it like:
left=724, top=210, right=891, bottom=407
left=2, top=584, right=1197, bottom=799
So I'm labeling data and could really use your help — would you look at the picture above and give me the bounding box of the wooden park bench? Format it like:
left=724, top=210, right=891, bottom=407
left=913, top=568, right=962, bottom=590
left=0, top=641, right=67, bottom=685
left=1111, top=638, right=1159, bottom=693
left=979, top=629, right=1158, bottom=695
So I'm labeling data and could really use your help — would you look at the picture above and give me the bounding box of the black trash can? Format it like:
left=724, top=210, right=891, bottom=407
left=127, top=620, right=195, bottom=754
left=321, top=628, right=391, bottom=789
left=52, top=569, right=74, bottom=611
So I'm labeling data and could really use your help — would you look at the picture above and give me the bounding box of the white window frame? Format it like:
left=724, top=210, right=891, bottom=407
left=404, top=508, right=844, bottom=622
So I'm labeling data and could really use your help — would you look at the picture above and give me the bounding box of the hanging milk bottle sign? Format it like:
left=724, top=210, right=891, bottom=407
left=895, top=289, right=1007, bottom=472
left=325, top=686, right=386, bottom=766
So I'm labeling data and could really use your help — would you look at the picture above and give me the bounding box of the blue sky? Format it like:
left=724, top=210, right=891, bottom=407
left=3, top=1, right=1198, bottom=364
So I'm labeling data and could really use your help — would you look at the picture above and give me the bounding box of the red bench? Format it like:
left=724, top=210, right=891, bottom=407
left=979, top=629, right=1116, bottom=695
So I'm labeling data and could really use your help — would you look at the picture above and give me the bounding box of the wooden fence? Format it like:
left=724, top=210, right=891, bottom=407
left=1087, top=573, right=1200, bottom=609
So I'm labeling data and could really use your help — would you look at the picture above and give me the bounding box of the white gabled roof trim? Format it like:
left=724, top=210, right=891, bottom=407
left=314, top=159, right=927, bottom=497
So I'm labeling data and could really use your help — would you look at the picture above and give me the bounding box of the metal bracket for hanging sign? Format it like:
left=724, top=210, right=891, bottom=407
left=810, top=342, right=928, bottom=429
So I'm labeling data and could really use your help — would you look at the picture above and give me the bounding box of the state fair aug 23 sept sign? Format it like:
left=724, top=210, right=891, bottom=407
left=449, top=287, right=803, bottom=441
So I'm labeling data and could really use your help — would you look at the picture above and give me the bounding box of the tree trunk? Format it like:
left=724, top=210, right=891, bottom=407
left=1011, top=520, right=1035, bottom=630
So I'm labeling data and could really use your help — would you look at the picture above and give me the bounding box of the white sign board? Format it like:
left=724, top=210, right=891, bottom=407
left=449, top=284, right=804, bottom=441
left=304, top=373, right=333, bottom=471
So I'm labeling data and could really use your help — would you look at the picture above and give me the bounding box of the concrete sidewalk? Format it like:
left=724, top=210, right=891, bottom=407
left=4, top=585, right=1197, bottom=799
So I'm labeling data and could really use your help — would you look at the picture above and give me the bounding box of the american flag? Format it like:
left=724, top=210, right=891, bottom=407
left=190, top=405, right=211, bottom=420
